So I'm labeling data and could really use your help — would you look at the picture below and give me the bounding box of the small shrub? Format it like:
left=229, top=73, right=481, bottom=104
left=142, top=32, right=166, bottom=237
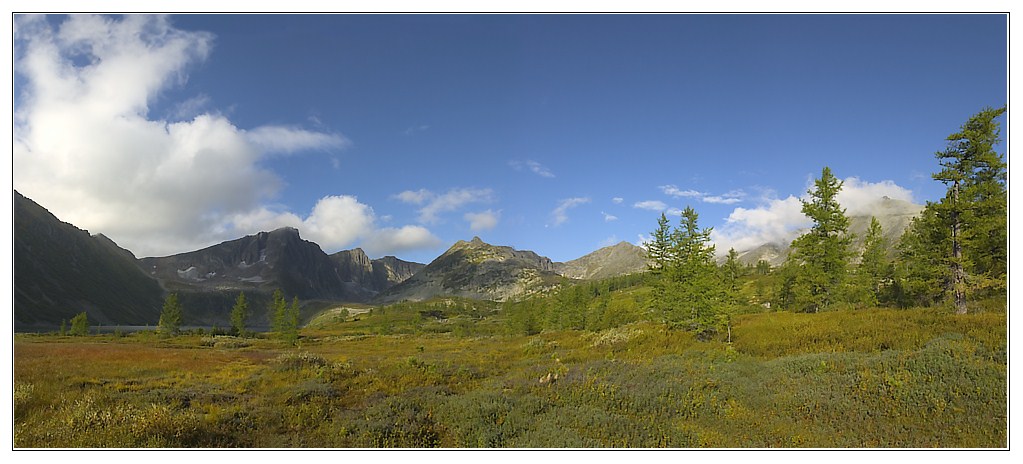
left=272, top=352, right=330, bottom=372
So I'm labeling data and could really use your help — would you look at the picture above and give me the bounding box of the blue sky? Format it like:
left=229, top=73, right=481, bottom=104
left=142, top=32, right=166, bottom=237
left=12, top=14, right=1007, bottom=263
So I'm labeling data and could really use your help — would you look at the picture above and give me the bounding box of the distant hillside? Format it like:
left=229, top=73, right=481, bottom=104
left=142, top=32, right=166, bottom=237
left=375, top=237, right=563, bottom=303
left=13, top=190, right=164, bottom=328
left=736, top=196, right=924, bottom=267
left=555, top=241, right=648, bottom=280
left=139, top=228, right=423, bottom=324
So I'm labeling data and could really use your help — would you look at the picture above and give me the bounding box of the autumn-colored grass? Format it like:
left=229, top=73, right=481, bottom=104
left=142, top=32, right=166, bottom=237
left=13, top=296, right=1006, bottom=448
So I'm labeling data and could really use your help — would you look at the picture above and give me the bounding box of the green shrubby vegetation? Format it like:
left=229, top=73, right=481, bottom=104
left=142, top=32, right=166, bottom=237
left=14, top=293, right=1006, bottom=448
left=12, top=107, right=1005, bottom=448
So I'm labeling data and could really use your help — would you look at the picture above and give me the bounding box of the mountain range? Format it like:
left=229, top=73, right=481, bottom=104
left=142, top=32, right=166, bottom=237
left=12, top=190, right=920, bottom=328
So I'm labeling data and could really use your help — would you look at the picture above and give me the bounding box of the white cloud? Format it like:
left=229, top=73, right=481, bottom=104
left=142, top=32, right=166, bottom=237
left=11, top=15, right=425, bottom=258
left=465, top=209, right=501, bottom=232
left=710, top=177, right=917, bottom=254
left=660, top=185, right=702, bottom=198
left=227, top=195, right=441, bottom=256
left=612, top=197, right=624, bottom=204
left=362, top=226, right=443, bottom=256
left=167, top=94, right=210, bottom=120
left=632, top=200, right=682, bottom=216
left=509, top=159, right=555, bottom=178
left=602, top=211, right=618, bottom=222
left=245, top=125, right=349, bottom=155
left=702, top=196, right=743, bottom=205
left=711, top=195, right=809, bottom=253
left=837, top=177, right=914, bottom=216
left=633, top=200, right=668, bottom=211
left=551, top=197, right=590, bottom=226
left=394, top=187, right=495, bottom=224
left=395, top=189, right=433, bottom=205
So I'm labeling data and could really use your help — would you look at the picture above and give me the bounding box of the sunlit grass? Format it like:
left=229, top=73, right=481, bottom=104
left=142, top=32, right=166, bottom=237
left=14, top=295, right=1006, bottom=448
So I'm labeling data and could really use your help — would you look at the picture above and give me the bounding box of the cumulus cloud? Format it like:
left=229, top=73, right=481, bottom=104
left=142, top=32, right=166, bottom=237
left=225, top=195, right=441, bottom=255
left=602, top=211, right=618, bottom=222
left=612, top=197, right=624, bottom=204
left=465, top=209, right=501, bottom=232
left=551, top=197, right=590, bottom=226
left=711, top=177, right=916, bottom=254
left=11, top=14, right=417, bottom=257
left=394, top=187, right=495, bottom=224
left=509, top=159, right=555, bottom=178
left=362, top=226, right=443, bottom=256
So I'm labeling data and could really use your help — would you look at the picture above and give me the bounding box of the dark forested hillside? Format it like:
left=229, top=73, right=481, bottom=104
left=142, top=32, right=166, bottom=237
left=13, top=190, right=164, bottom=328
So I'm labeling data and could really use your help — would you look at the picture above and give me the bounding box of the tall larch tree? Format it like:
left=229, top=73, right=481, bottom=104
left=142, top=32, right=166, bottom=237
left=667, top=206, right=724, bottom=338
left=786, top=166, right=853, bottom=312
left=159, top=293, right=183, bottom=335
left=930, top=105, right=1006, bottom=313
left=230, top=291, right=249, bottom=336
left=853, top=217, right=888, bottom=308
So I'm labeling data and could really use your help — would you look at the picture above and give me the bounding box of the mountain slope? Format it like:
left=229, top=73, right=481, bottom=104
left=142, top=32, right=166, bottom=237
left=375, top=237, right=562, bottom=303
left=554, top=241, right=648, bottom=280
left=140, top=230, right=424, bottom=318
left=13, top=190, right=164, bottom=328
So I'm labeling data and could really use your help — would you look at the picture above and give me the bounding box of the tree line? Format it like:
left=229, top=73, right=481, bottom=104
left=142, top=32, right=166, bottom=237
left=643, top=106, right=1006, bottom=340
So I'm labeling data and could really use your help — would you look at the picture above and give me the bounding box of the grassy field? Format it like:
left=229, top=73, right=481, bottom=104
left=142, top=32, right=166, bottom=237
left=13, top=296, right=1007, bottom=448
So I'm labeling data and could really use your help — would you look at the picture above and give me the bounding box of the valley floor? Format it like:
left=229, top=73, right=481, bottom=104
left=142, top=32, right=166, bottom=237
left=13, top=305, right=1007, bottom=448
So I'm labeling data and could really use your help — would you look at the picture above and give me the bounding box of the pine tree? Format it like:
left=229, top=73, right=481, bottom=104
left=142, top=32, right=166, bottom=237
left=158, top=293, right=183, bottom=335
left=230, top=291, right=249, bottom=336
left=786, top=166, right=853, bottom=312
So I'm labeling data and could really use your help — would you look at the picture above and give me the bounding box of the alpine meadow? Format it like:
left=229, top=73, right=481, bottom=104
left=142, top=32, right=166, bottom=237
left=10, top=14, right=1008, bottom=450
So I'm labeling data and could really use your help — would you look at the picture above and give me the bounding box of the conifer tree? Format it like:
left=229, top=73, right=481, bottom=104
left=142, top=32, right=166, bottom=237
left=667, top=206, right=724, bottom=338
left=230, top=291, right=249, bottom=336
left=722, top=247, right=743, bottom=294
left=852, top=217, right=888, bottom=307
left=786, top=166, right=853, bottom=312
left=283, top=297, right=301, bottom=345
left=644, top=212, right=676, bottom=318
left=899, top=106, right=1007, bottom=312
left=158, top=293, right=183, bottom=335
left=931, top=105, right=1007, bottom=313
left=896, top=207, right=949, bottom=307
left=269, top=289, right=287, bottom=335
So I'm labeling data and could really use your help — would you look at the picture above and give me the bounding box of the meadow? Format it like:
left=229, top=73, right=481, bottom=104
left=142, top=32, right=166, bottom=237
left=13, top=290, right=1006, bottom=448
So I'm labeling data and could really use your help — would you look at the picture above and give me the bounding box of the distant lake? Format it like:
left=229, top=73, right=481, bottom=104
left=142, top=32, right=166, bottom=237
left=15, top=325, right=271, bottom=334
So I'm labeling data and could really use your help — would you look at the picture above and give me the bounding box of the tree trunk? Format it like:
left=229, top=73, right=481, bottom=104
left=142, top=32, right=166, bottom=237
left=951, top=180, right=968, bottom=314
